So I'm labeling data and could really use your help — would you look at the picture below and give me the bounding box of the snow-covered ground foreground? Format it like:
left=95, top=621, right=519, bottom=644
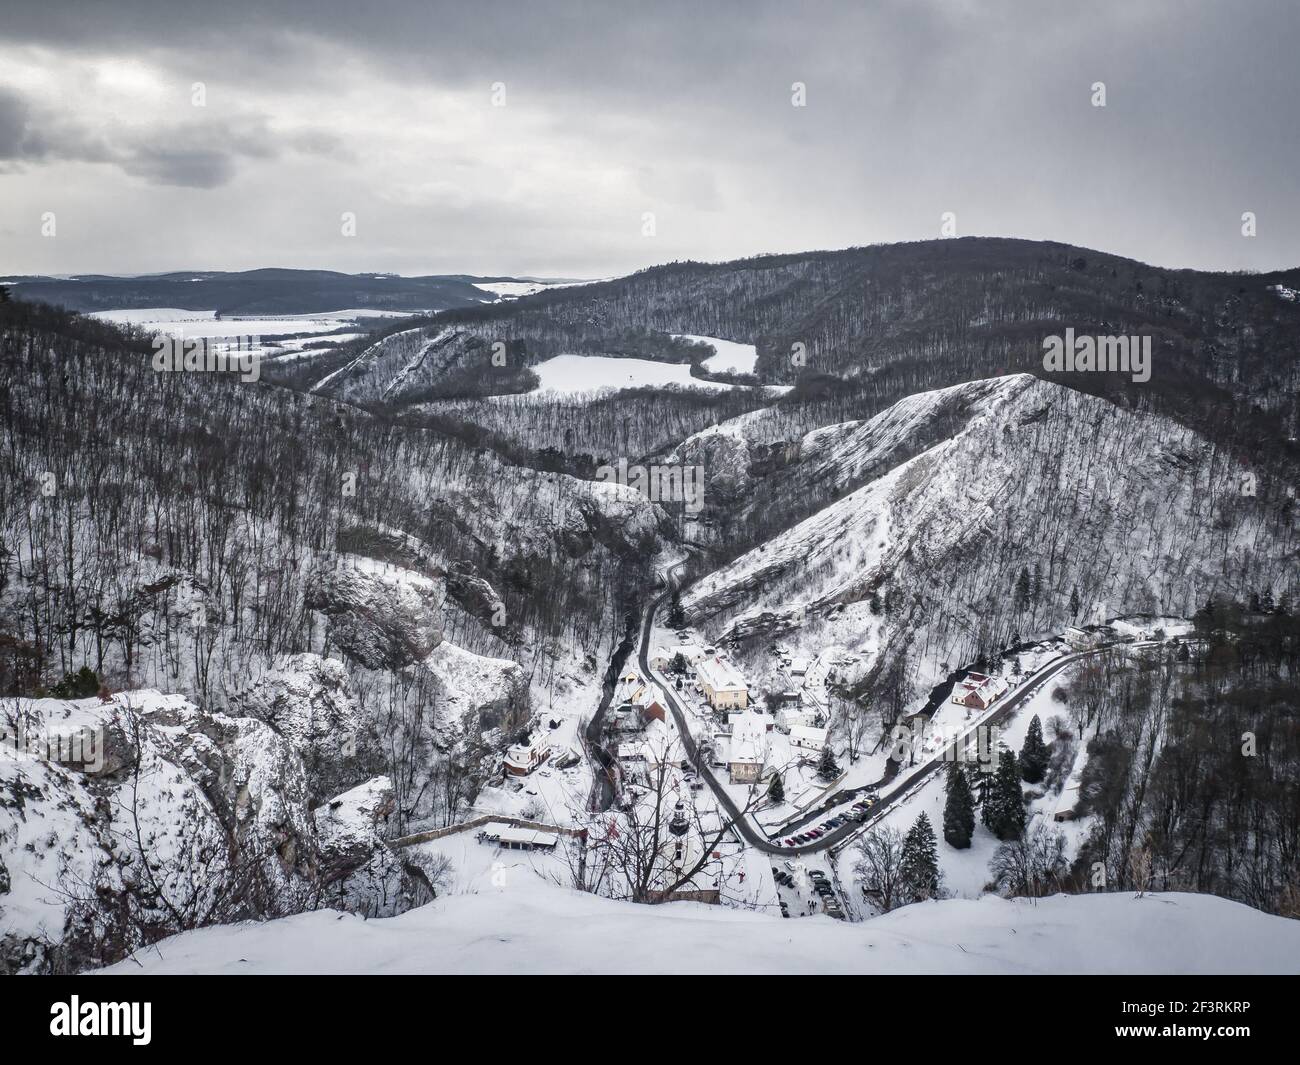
left=99, top=882, right=1300, bottom=975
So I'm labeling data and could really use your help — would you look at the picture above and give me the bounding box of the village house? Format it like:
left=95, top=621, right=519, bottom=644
left=651, top=642, right=704, bottom=674
left=776, top=705, right=818, bottom=733
left=613, top=671, right=667, bottom=725
left=950, top=672, right=1009, bottom=711
left=640, top=719, right=681, bottom=771
left=727, top=712, right=767, bottom=784
left=697, top=654, right=749, bottom=710
left=478, top=822, right=559, bottom=852
left=788, top=724, right=828, bottom=753
left=1064, top=625, right=1104, bottom=651
left=504, top=733, right=552, bottom=776
left=1111, top=618, right=1153, bottom=642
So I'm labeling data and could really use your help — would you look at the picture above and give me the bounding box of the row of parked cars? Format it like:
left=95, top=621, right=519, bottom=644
left=771, top=864, right=845, bottom=920
left=780, top=793, right=877, bottom=847
left=809, top=869, right=845, bottom=919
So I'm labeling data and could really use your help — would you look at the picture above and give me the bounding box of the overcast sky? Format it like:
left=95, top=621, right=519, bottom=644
left=1, top=0, right=1296, bottom=278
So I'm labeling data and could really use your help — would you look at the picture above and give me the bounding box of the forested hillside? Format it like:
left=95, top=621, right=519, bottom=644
left=282, top=239, right=1300, bottom=483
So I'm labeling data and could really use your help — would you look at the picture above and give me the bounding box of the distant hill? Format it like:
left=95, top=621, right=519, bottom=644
left=0, top=269, right=576, bottom=316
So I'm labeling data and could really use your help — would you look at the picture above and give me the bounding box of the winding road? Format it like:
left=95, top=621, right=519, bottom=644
left=635, top=559, right=1123, bottom=857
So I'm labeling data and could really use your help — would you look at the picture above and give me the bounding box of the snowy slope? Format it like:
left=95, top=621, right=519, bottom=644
left=0, top=688, right=422, bottom=973
left=682, top=374, right=1297, bottom=707
left=99, top=880, right=1300, bottom=975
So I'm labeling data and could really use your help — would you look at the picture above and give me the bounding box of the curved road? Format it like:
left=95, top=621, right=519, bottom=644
left=637, top=559, right=1124, bottom=857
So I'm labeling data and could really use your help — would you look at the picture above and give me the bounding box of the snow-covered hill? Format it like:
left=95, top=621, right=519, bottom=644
left=681, top=374, right=1297, bottom=706
left=97, top=879, right=1300, bottom=975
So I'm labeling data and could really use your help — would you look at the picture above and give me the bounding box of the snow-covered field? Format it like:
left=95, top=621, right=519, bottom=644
left=673, top=333, right=759, bottom=375
left=89, top=307, right=378, bottom=338
left=98, top=881, right=1300, bottom=975
left=529, top=353, right=739, bottom=395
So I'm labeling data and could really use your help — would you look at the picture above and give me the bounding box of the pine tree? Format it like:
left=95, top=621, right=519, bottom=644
left=767, top=771, right=785, bottom=804
left=818, top=742, right=840, bottom=780
left=1015, top=567, right=1031, bottom=611
left=1019, top=714, right=1049, bottom=784
left=942, top=763, right=975, bottom=849
left=901, top=812, right=940, bottom=901
left=983, top=747, right=1026, bottom=841
left=966, top=760, right=992, bottom=807
left=1069, top=584, right=1081, bottom=618
left=666, top=593, right=686, bottom=629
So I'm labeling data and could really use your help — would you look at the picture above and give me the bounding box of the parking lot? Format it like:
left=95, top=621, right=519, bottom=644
left=771, top=860, right=847, bottom=920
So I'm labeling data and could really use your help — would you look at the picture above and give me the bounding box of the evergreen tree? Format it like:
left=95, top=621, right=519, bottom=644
left=1019, top=714, right=1049, bottom=784
left=942, top=762, right=975, bottom=849
left=901, top=812, right=941, bottom=901
left=983, top=747, right=1026, bottom=841
left=666, top=593, right=686, bottom=629
left=1015, top=567, right=1031, bottom=611
left=966, top=760, right=992, bottom=807
left=1069, top=584, right=1081, bottom=618
left=766, top=771, right=785, bottom=804
left=818, top=742, right=840, bottom=780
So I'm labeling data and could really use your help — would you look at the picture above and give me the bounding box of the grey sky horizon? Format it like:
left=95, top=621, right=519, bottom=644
left=1, top=0, right=1296, bottom=279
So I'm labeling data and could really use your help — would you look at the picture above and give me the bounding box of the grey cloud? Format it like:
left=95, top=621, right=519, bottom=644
left=1, top=0, right=1297, bottom=274
left=0, top=84, right=339, bottom=187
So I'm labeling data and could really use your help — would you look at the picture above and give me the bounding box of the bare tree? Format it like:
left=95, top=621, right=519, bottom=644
left=989, top=821, right=1069, bottom=898
left=853, top=825, right=908, bottom=913
left=578, top=735, right=762, bottom=905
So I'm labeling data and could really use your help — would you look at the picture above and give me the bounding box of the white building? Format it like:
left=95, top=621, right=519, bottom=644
left=727, top=712, right=767, bottom=784
left=697, top=655, right=749, bottom=710
left=788, top=724, right=828, bottom=753
left=1064, top=626, right=1103, bottom=651
left=479, top=823, right=559, bottom=851
left=1111, top=618, right=1153, bottom=642
left=504, top=734, right=552, bottom=776
left=653, top=642, right=705, bottom=672
left=776, top=706, right=818, bottom=733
